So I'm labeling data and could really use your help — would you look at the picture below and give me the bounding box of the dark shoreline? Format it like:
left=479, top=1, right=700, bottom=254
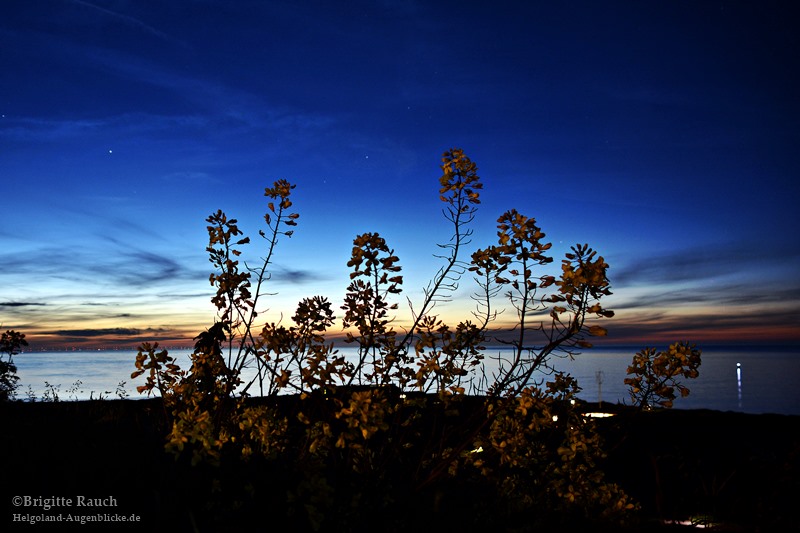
left=2, top=398, right=798, bottom=532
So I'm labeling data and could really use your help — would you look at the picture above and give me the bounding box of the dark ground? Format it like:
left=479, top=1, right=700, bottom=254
left=594, top=405, right=800, bottom=532
left=1, top=399, right=798, bottom=532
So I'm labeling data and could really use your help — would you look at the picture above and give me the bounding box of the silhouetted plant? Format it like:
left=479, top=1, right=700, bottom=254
left=42, top=381, right=60, bottom=402
left=66, top=379, right=83, bottom=400
left=1, top=329, right=27, bottom=401
left=132, top=148, right=643, bottom=529
left=115, top=380, right=129, bottom=399
left=462, top=373, right=636, bottom=525
left=624, top=342, right=702, bottom=409
left=471, top=222, right=614, bottom=397
left=24, top=384, right=36, bottom=402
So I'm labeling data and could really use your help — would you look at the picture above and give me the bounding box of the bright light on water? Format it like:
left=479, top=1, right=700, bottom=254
left=737, top=362, right=743, bottom=409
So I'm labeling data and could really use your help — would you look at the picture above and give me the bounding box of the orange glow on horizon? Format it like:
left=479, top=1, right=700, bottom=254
left=21, top=318, right=800, bottom=351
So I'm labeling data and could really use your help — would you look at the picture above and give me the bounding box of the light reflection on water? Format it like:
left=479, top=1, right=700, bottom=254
left=11, top=346, right=800, bottom=415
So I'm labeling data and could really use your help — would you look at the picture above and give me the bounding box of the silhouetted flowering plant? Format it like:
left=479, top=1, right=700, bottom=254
left=131, top=149, right=653, bottom=529
left=0, top=329, right=27, bottom=401
left=625, top=342, right=702, bottom=409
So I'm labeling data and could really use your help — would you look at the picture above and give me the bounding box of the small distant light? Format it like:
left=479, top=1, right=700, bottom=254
left=552, top=415, right=559, bottom=422
left=108, top=150, right=113, bottom=154
left=570, top=399, right=576, bottom=405
left=584, top=412, right=615, bottom=418
left=469, top=446, right=483, bottom=454
left=737, top=362, right=741, bottom=368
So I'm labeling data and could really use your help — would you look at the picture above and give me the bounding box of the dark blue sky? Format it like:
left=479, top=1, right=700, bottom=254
left=2, top=0, right=799, bottom=348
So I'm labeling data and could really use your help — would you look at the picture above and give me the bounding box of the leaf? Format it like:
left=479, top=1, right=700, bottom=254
left=588, top=325, right=608, bottom=337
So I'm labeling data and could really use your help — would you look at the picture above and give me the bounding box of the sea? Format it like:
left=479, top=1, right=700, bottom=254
left=10, top=346, right=800, bottom=416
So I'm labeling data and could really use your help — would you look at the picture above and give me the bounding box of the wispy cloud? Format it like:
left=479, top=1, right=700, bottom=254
left=0, top=117, right=108, bottom=141
left=66, top=0, right=178, bottom=44
left=603, top=304, right=800, bottom=345
left=0, top=114, right=206, bottom=142
left=114, top=250, right=184, bottom=286
left=1, top=22, right=336, bottom=148
left=66, top=45, right=336, bottom=137
left=270, top=267, right=326, bottom=285
left=0, top=245, right=199, bottom=289
left=613, top=282, right=800, bottom=311
left=161, top=171, right=220, bottom=186
left=613, top=242, right=799, bottom=287
left=50, top=327, right=147, bottom=338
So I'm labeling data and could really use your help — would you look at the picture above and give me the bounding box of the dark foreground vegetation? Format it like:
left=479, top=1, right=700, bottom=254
left=1, top=398, right=798, bottom=532
left=5, top=150, right=795, bottom=531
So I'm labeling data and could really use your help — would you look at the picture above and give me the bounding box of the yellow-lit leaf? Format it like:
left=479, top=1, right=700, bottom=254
left=588, top=325, right=608, bottom=336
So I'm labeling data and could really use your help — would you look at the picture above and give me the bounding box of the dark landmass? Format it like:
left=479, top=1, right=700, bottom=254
left=1, top=398, right=798, bottom=532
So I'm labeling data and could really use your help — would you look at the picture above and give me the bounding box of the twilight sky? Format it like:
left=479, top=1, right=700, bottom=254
left=1, top=0, right=799, bottom=350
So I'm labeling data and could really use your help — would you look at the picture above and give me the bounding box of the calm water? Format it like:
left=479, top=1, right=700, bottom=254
left=11, top=346, right=800, bottom=415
